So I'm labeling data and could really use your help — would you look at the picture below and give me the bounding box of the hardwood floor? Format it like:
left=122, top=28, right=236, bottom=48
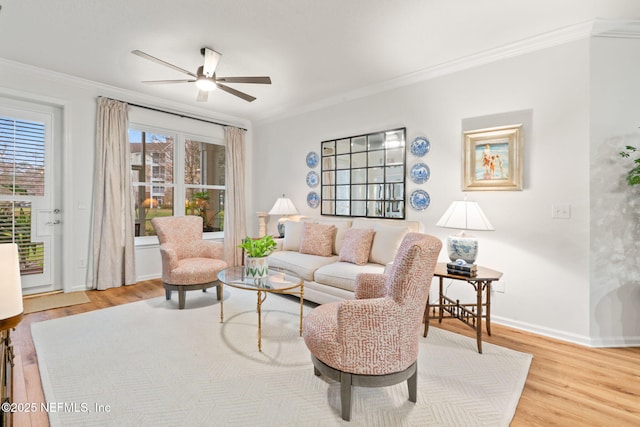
left=7, top=279, right=640, bottom=426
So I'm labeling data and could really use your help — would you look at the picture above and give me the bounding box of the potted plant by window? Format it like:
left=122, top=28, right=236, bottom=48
left=189, top=191, right=216, bottom=232
left=237, top=235, right=277, bottom=279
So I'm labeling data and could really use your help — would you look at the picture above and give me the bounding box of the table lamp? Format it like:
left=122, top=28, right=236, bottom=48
left=0, top=243, right=24, bottom=330
left=436, top=199, right=494, bottom=264
left=268, top=194, right=299, bottom=238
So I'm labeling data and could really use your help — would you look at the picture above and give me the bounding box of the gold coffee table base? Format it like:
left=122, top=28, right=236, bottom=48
left=218, top=267, right=304, bottom=352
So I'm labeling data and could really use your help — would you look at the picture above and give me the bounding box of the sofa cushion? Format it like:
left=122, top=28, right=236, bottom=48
left=314, top=261, right=386, bottom=292
left=300, top=222, right=336, bottom=257
left=350, top=218, right=374, bottom=230
left=369, top=224, right=409, bottom=265
left=338, top=228, right=375, bottom=265
left=283, top=221, right=305, bottom=251
left=317, top=219, right=352, bottom=255
left=268, top=250, right=338, bottom=281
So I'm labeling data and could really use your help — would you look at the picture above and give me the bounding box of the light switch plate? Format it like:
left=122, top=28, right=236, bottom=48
left=552, top=204, right=571, bottom=219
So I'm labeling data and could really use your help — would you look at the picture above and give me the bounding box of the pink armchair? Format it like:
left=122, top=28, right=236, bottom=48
left=151, top=216, right=227, bottom=309
left=303, top=233, right=442, bottom=421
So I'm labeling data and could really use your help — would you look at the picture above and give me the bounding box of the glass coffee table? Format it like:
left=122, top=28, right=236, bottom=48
left=217, top=266, right=304, bottom=352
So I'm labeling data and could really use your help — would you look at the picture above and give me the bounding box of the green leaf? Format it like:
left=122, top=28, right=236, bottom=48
left=237, top=234, right=277, bottom=257
left=620, top=146, right=640, bottom=186
left=627, top=165, right=640, bottom=186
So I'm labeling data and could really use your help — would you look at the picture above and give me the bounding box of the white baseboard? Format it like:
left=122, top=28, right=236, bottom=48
left=136, top=273, right=161, bottom=282
left=587, top=336, right=640, bottom=347
left=492, top=316, right=640, bottom=348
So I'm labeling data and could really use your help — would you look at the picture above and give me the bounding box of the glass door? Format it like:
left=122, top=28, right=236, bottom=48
left=0, top=103, right=61, bottom=294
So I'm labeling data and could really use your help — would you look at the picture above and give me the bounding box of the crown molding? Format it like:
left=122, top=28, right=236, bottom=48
left=592, top=19, right=640, bottom=39
left=365, top=20, right=595, bottom=98
left=257, top=20, right=597, bottom=124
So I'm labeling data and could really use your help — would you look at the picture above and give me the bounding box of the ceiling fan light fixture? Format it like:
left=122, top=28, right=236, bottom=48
left=195, top=77, right=216, bottom=91
left=133, top=48, right=269, bottom=102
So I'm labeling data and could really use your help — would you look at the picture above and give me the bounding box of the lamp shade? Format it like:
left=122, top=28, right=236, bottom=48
left=268, top=194, right=299, bottom=238
left=436, top=200, right=493, bottom=264
left=268, top=195, right=299, bottom=216
left=0, top=243, right=23, bottom=322
left=436, top=200, right=494, bottom=231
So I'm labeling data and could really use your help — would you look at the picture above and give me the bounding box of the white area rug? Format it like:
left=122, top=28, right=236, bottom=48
left=32, top=287, right=531, bottom=426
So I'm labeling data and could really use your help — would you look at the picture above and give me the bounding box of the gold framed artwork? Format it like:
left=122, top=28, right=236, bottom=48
left=463, top=124, right=523, bottom=191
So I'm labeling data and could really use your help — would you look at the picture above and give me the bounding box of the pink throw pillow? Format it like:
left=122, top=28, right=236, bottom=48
left=339, top=228, right=375, bottom=265
left=299, top=222, right=336, bottom=257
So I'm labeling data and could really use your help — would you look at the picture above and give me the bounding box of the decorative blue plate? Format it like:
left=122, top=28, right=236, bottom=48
left=307, top=191, right=320, bottom=208
left=306, top=171, right=319, bottom=187
left=410, top=137, right=430, bottom=157
left=410, top=163, right=430, bottom=184
left=306, top=151, right=319, bottom=168
left=409, top=189, right=430, bottom=211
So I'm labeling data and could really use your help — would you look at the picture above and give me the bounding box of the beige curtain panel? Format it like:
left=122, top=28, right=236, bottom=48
left=91, top=97, right=136, bottom=289
left=223, top=126, right=247, bottom=267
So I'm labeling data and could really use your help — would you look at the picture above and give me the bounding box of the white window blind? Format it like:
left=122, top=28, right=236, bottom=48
left=0, top=117, right=45, bottom=195
left=0, top=117, right=46, bottom=275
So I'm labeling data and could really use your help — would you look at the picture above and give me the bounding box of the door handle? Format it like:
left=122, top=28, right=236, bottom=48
left=46, top=220, right=61, bottom=225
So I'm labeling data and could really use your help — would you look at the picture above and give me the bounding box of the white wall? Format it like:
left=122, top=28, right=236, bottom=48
left=0, top=59, right=251, bottom=292
left=590, top=35, right=640, bottom=345
left=253, top=39, right=598, bottom=344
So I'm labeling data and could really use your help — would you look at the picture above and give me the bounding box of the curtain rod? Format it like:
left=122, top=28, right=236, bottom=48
left=104, top=97, right=248, bottom=131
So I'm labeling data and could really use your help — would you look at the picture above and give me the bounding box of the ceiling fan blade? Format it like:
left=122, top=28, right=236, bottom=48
left=216, top=83, right=256, bottom=102
left=216, top=76, right=272, bottom=84
left=142, top=79, right=196, bottom=85
left=202, top=47, right=222, bottom=78
left=132, top=50, right=196, bottom=78
left=197, top=90, right=209, bottom=102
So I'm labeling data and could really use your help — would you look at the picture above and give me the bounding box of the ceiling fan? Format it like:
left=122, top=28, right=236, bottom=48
left=132, top=47, right=271, bottom=102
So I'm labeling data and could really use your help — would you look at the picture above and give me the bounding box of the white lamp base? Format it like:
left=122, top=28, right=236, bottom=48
left=447, top=234, right=478, bottom=264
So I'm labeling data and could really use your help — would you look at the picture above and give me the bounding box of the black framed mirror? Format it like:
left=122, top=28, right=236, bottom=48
left=321, top=128, right=406, bottom=219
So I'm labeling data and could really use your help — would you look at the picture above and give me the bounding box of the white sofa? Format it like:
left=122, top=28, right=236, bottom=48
left=267, top=217, right=423, bottom=304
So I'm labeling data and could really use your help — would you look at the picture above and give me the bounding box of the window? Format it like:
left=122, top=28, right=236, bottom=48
left=129, top=128, right=225, bottom=237
left=130, top=129, right=174, bottom=237
left=184, top=139, right=225, bottom=232
left=0, top=117, right=46, bottom=274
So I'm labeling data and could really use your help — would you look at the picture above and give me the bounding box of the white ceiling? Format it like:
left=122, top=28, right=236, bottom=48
left=0, top=0, right=637, bottom=122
